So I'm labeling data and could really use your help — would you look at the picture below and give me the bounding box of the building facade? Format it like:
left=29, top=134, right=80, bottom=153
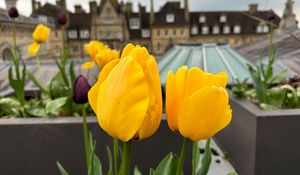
left=31, top=0, right=282, bottom=58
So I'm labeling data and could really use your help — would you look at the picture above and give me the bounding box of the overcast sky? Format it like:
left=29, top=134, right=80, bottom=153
left=0, top=0, right=299, bottom=22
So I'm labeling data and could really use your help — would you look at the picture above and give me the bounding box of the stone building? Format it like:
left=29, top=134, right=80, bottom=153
left=0, top=0, right=53, bottom=61
left=30, top=0, right=282, bottom=57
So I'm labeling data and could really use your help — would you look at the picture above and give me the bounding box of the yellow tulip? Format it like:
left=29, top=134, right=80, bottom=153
left=28, top=24, right=51, bottom=56
left=82, top=41, right=119, bottom=69
left=166, top=66, right=232, bottom=141
left=88, top=44, right=162, bottom=142
left=32, top=24, right=51, bottom=43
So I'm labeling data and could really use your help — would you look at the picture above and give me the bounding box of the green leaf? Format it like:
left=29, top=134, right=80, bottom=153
left=0, top=97, right=21, bottom=116
left=27, top=70, right=48, bottom=94
left=134, top=166, right=143, bottom=175
left=247, top=64, right=266, bottom=103
left=260, top=103, right=278, bottom=110
left=197, top=139, right=212, bottom=175
left=269, top=69, right=287, bottom=84
left=227, top=172, right=237, bottom=175
left=46, top=97, right=68, bottom=116
left=57, top=162, right=70, bottom=175
left=106, top=146, right=113, bottom=174
left=154, top=153, right=179, bottom=175
left=25, top=106, right=47, bottom=117
left=265, top=87, right=287, bottom=108
left=50, top=73, right=69, bottom=99
left=149, top=168, right=155, bottom=175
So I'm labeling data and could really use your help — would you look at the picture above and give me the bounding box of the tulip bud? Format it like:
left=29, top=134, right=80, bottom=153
left=57, top=10, right=68, bottom=25
left=8, top=7, right=19, bottom=18
left=73, top=75, right=91, bottom=104
left=267, top=10, right=276, bottom=21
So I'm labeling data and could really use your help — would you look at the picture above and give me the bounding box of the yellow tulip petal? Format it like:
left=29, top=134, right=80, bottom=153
left=137, top=56, right=162, bottom=139
left=165, top=66, right=188, bottom=132
left=28, top=42, right=40, bottom=56
left=203, top=71, right=228, bottom=88
left=178, top=86, right=232, bottom=141
left=97, top=57, right=149, bottom=142
left=81, top=61, right=96, bottom=70
left=121, top=43, right=135, bottom=59
left=88, top=59, right=120, bottom=115
left=33, top=24, right=51, bottom=43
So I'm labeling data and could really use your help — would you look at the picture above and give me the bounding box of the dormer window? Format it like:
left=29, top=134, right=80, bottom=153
left=201, top=26, right=209, bottom=34
left=213, top=25, right=220, bottom=34
left=234, top=25, right=241, bottom=34
left=191, top=26, right=198, bottom=35
left=80, top=29, right=90, bottom=39
left=199, top=15, right=206, bottom=23
left=257, top=23, right=269, bottom=33
left=263, top=25, right=269, bottom=33
left=220, top=14, right=227, bottom=22
left=166, top=14, right=175, bottom=23
left=223, top=25, right=230, bottom=34
left=129, top=18, right=140, bottom=29
left=38, top=15, right=48, bottom=23
left=142, top=29, right=150, bottom=38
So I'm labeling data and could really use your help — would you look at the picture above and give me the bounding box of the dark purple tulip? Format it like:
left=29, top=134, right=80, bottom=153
left=8, top=7, right=19, bottom=18
left=73, top=75, right=91, bottom=104
left=57, top=10, right=68, bottom=25
left=267, top=10, right=276, bottom=21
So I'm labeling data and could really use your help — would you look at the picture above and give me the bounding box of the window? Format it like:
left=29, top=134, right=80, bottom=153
left=55, top=31, right=59, bottom=38
left=38, top=15, right=48, bottom=23
left=191, top=26, right=198, bottom=35
left=107, top=30, right=113, bottom=38
left=223, top=25, right=230, bottom=34
left=157, top=42, right=160, bottom=52
left=213, top=25, right=220, bottom=34
left=220, top=15, right=227, bottom=22
left=157, top=30, right=160, bottom=36
left=233, top=25, right=241, bottom=34
left=71, top=45, right=79, bottom=54
left=129, top=18, right=140, bottom=29
left=173, top=29, right=176, bottom=36
left=180, top=29, right=184, bottom=36
left=68, top=30, right=77, bottom=39
left=80, top=29, right=90, bottom=39
left=142, top=29, right=150, bottom=38
left=199, top=15, right=206, bottom=23
left=166, top=14, right=175, bottom=23
left=201, top=26, right=209, bottom=34
left=165, top=30, right=168, bottom=36
left=263, top=25, right=269, bottom=33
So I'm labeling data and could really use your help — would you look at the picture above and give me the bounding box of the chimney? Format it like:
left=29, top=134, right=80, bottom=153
left=248, top=4, right=258, bottom=13
left=184, top=0, right=189, bottom=22
left=5, top=0, right=17, bottom=10
left=125, top=2, right=132, bottom=13
left=278, top=0, right=298, bottom=33
left=150, top=0, right=154, bottom=24
left=56, top=0, right=66, bottom=10
left=89, top=1, right=97, bottom=15
left=75, top=5, right=85, bottom=14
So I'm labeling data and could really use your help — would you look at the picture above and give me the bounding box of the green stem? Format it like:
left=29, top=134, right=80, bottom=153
left=192, top=141, right=198, bottom=175
left=121, top=141, right=132, bottom=175
left=82, top=106, right=90, bottom=168
left=113, top=138, right=119, bottom=175
left=176, top=137, right=189, bottom=175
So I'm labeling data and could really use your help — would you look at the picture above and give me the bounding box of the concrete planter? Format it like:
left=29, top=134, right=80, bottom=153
left=0, top=117, right=191, bottom=175
left=215, top=95, right=300, bottom=175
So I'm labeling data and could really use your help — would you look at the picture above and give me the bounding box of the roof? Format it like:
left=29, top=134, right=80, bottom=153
left=237, top=29, right=300, bottom=74
left=190, top=11, right=281, bottom=35
left=126, top=12, right=151, bottom=39
left=158, top=43, right=252, bottom=86
left=68, top=13, right=91, bottom=29
left=31, top=3, right=66, bottom=28
left=99, top=0, right=121, bottom=14
left=153, top=2, right=188, bottom=27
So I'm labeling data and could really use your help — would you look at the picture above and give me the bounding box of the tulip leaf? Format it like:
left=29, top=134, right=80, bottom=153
left=149, top=168, right=155, bottom=175
left=56, top=161, right=70, bottom=175
left=25, top=106, right=47, bottom=117
left=153, top=153, right=179, bottom=175
left=46, top=97, right=68, bottom=116
left=106, top=145, right=113, bottom=174
left=0, top=97, right=21, bottom=116
left=27, top=70, right=48, bottom=94
left=50, top=73, right=69, bottom=99
left=197, top=139, right=212, bottom=175
left=134, top=166, right=142, bottom=175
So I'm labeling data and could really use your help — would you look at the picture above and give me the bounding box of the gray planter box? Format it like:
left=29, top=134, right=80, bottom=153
left=0, top=117, right=192, bottom=175
left=215, top=95, right=300, bottom=175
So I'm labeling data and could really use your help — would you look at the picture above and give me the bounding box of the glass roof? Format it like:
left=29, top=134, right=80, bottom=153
left=158, top=43, right=252, bottom=86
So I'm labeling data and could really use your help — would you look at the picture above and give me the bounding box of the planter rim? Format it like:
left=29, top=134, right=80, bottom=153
left=0, top=115, right=167, bottom=125
left=230, top=93, right=300, bottom=117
